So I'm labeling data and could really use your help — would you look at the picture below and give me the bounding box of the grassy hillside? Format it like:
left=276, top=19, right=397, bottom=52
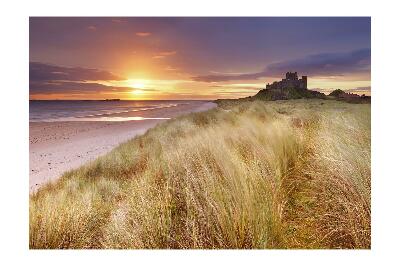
left=30, top=99, right=371, bottom=249
left=254, top=87, right=326, bottom=101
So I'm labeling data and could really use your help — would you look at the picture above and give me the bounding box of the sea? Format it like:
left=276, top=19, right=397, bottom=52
left=29, top=100, right=211, bottom=122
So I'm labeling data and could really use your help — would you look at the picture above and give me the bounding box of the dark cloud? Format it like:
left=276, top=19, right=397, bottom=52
left=28, top=62, right=166, bottom=97
left=192, top=48, right=371, bottom=82
left=267, top=48, right=370, bottom=76
left=30, top=17, right=370, bottom=76
left=29, top=80, right=160, bottom=96
left=209, top=84, right=262, bottom=90
left=29, top=81, right=131, bottom=94
left=30, top=62, right=124, bottom=82
left=192, top=72, right=264, bottom=83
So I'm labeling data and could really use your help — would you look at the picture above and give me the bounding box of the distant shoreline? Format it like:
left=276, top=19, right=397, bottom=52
left=29, top=99, right=213, bottom=101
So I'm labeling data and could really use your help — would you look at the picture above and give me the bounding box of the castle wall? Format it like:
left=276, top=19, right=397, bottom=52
left=266, top=72, right=307, bottom=90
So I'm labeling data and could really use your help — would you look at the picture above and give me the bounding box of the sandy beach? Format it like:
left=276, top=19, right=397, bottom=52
left=29, top=101, right=216, bottom=193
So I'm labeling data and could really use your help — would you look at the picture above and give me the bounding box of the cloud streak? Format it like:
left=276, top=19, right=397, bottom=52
left=29, top=81, right=133, bottom=94
left=192, top=48, right=371, bottom=82
left=345, top=86, right=371, bottom=92
left=30, top=62, right=124, bottom=82
left=152, top=51, right=177, bottom=59
left=87, top=25, right=97, bottom=31
left=136, top=32, right=151, bottom=37
left=111, top=19, right=125, bottom=23
left=29, top=62, right=130, bottom=98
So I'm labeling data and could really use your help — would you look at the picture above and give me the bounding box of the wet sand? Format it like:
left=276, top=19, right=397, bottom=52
left=29, top=102, right=216, bottom=193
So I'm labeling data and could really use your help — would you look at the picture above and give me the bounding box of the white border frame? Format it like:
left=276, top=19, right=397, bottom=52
left=1, top=0, right=399, bottom=265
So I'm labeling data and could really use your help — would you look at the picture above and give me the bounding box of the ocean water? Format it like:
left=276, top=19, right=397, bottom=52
left=29, top=100, right=209, bottom=122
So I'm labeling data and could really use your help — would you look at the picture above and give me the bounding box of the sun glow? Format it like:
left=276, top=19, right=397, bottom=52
left=130, top=89, right=144, bottom=95
left=128, top=79, right=147, bottom=89
left=126, top=79, right=148, bottom=97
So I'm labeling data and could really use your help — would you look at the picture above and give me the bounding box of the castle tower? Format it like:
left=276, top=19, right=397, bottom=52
left=285, top=72, right=298, bottom=80
left=265, top=72, right=307, bottom=91
left=301, top=76, right=307, bottom=89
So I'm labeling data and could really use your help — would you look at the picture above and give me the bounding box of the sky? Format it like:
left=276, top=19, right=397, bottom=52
left=29, top=17, right=371, bottom=100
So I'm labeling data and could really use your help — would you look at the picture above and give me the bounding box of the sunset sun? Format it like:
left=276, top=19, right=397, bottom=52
left=129, top=80, right=146, bottom=89
left=128, top=80, right=147, bottom=96
left=130, top=89, right=144, bottom=95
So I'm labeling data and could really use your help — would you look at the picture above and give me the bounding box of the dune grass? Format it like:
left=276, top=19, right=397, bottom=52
left=29, top=99, right=370, bottom=249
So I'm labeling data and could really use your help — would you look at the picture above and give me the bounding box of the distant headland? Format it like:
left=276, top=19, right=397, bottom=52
left=103, top=98, right=121, bottom=101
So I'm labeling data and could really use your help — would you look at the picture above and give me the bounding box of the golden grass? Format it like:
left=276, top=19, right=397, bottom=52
left=29, top=99, right=370, bottom=249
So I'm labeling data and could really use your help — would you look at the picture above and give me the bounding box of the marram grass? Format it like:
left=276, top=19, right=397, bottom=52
left=29, top=99, right=370, bottom=249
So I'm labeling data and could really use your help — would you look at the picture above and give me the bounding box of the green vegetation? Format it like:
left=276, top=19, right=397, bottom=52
left=30, top=99, right=370, bottom=249
left=329, top=89, right=346, bottom=97
left=255, top=87, right=325, bottom=101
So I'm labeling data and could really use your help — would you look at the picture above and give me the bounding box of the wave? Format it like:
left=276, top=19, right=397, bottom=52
left=73, top=103, right=179, bottom=118
left=37, top=116, right=171, bottom=122
left=30, top=103, right=180, bottom=122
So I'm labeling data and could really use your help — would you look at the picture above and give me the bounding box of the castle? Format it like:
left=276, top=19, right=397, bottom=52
left=254, top=71, right=325, bottom=100
left=266, top=72, right=308, bottom=90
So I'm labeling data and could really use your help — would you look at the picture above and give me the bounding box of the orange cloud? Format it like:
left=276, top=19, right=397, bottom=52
left=152, top=51, right=177, bottom=59
left=165, top=66, right=178, bottom=71
left=136, top=32, right=151, bottom=37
